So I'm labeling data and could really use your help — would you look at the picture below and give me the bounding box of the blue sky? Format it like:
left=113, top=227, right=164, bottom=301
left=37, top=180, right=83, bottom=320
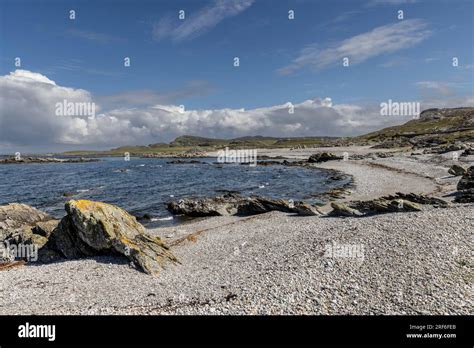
left=1, top=0, right=472, bottom=109
left=0, top=0, right=473, bottom=152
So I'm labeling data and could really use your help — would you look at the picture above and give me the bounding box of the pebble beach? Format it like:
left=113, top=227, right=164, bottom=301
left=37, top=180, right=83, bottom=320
left=1, top=146, right=472, bottom=315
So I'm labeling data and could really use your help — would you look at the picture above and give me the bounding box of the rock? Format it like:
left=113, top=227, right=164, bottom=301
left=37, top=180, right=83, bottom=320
left=448, top=164, right=466, bottom=176
left=460, top=148, right=474, bottom=157
left=0, top=157, right=98, bottom=165
left=168, top=194, right=239, bottom=217
left=454, top=188, right=474, bottom=203
left=252, top=161, right=283, bottom=166
left=423, top=143, right=467, bottom=154
left=32, top=220, right=59, bottom=238
left=386, top=193, right=448, bottom=207
left=457, top=166, right=474, bottom=191
left=167, top=160, right=207, bottom=164
left=454, top=167, right=474, bottom=203
left=307, top=153, right=343, bottom=163
left=135, top=213, right=153, bottom=221
left=0, top=203, right=54, bottom=244
left=329, top=193, right=446, bottom=217
left=329, top=202, right=362, bottom=217
left=237, top=196, right=294, bottom=215
left=29, top=234, right=48, bottom=249
left=292, top=202, right=323, bottom=216
left=42, top=200, right=177, bottom=274
left=168, top=193, right=319, bottom=217
left=349, top=198, right=422, bottom=214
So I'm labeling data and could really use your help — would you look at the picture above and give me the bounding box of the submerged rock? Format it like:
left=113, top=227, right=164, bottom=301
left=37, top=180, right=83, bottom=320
left=42, top=200, right=177, bottom=274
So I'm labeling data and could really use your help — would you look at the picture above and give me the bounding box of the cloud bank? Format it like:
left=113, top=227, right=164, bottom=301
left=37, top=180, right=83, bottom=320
left=0, top=70, right=471, bottom=153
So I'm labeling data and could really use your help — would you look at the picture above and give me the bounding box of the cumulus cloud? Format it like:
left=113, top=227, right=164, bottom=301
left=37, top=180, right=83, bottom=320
left=278, top=19, right=431, bottom=74
left=1, top=70, right=471, bottom=153
left=152, top=0, right=254, bottom=42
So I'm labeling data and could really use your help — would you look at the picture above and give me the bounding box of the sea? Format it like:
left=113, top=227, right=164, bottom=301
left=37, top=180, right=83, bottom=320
left=0, top=157, right=351, bottom=227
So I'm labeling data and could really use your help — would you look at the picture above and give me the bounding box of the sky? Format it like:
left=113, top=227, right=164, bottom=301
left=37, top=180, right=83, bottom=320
left=0, top=0, right=473, bottom=153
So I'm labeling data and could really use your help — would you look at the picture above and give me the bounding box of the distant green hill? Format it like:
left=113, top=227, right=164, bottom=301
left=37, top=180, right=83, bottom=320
left=355, top=107, right=474, bottom=148
left=63, top=107, right=473, bottom=156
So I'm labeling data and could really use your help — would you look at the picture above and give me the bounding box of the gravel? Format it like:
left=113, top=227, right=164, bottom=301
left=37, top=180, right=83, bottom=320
left=0, top=148, right=472, bottom=315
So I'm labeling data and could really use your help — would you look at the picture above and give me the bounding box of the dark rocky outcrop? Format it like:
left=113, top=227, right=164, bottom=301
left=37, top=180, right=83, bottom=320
left=384, top=192, right=448, bottom=207
left=167, top=193, right=322, bottom=217
left=349, top=198, right=422, bottom=215
left=40, top=200, right=177, bottom=274
left=457, top=167, right=474, bottom=191
left=461, top=148, right=474, bottom=157
left=308, top=153, right=343, bottom=163
left=329, top=202, right=362, bottom=217
left=328, top=192, right=448, bottom=217
left=448, top=164, right=467, bottom=176
left=167, top=159, right=208, bottom=165
left=454, top=167, right=474, bottom=203
left=0, top=157, right=98, bottom=164
left=423, top=143, right=468, bottom=154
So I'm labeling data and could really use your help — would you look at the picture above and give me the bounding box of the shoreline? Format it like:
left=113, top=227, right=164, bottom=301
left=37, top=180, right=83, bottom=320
left=1, top=146, right=472, bottom=315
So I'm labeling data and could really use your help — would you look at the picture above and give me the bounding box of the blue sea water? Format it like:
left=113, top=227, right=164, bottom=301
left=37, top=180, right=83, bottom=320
left=0, top=157, right=350, bottom=227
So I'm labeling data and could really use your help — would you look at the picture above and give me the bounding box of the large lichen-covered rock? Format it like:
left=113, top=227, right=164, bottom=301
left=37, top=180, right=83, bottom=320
left=44, top=200, right=177, bottom=274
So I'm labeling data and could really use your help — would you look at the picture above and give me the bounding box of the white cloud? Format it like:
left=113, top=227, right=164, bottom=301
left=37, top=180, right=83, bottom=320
left=0, top=70, right=471, bottom=153
left=367, top=0, right=418, bottom=6
left=416, top=81, right=455, bottom=96
left=153, top=0, right=254, bottom=42
left=66, top=29, right=121, bottom=44
left=278, top=19, right=431, bottom=74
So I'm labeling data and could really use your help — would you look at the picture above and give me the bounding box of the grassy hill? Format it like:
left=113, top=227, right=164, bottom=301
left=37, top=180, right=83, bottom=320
left=63, top=107, right=473, bottom=156
left=355, top=107, right=474, bottom=148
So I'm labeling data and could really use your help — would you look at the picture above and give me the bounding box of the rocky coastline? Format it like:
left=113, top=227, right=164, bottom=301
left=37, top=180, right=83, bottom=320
left=1, top=142, right=473, bottom=315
